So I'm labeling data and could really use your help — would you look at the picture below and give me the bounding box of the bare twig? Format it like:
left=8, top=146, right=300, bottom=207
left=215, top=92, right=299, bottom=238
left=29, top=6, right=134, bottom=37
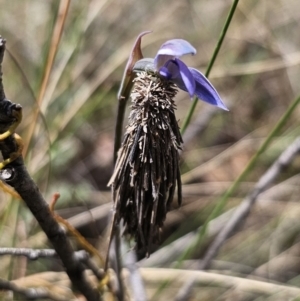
left=175, top=278, right=195, bottom=301
left=140, top=268, right=300, bottom=298
left=67, top=202, right=111, bottom=229
left=108, top=232, right=125, bottom=301
left=0, top=247, right=103, bottom=273
left=0, top=37, right=100, bottom=301
left=199, top=136, right=300, bottom=270
left=81, top=256, right=106, bottom=281
left=139, top=209, right=234, bottom=267
left=0, top=278, right=50, bottom=300
left=0, top=36, right=5, bottom=100
left=0, top=247, right=106, bottom=284
left=0, top=247, right=57, bottom=259
left=124, top=249, right=147, bottom=301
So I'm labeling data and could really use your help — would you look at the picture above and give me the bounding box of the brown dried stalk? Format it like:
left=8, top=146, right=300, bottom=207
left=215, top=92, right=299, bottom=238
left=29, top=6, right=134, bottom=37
left=0, top=36, right=100, bottom=301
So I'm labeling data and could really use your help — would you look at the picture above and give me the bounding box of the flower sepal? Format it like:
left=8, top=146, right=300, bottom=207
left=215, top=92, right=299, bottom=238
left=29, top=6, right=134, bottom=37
left=118, top=31, right=151, bottom=101
left=121, top=32, right=228, bottom=111
left=133, top=58, right=156, bottom=74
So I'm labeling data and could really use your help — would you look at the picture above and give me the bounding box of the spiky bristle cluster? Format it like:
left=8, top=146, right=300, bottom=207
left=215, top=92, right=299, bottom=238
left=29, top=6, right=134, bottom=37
left=109, top=71, right=183, bottom=255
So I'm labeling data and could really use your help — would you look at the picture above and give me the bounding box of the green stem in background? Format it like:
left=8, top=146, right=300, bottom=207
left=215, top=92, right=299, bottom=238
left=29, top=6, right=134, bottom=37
left=180, top=0, right=240, bottom=135
left=177, top=94, right=300, bottom=263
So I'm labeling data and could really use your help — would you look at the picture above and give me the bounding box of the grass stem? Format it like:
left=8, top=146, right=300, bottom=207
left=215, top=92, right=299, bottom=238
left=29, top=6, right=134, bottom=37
left=180, top=0, right=240, bottom=135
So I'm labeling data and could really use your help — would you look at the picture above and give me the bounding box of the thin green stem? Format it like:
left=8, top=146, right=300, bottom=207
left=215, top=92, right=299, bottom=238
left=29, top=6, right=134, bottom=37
left=151, top=2, right=240, bottom=298
left=177, top=94, right=300, bottom=263
left=180, top=0, right=240, bottom=135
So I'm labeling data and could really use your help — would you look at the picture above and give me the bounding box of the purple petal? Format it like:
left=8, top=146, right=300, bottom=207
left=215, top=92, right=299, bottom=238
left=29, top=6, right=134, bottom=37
left=159, top=66, right=172, bottom=80
left=157, top=39, right=196, bottom=57
left=189, top=68, right=228, bottom=111
left=160, top=59, right=195, bottom=97
left=173, top=59, right=196, bottom=97
left=154, top=39, right=196, bottom=69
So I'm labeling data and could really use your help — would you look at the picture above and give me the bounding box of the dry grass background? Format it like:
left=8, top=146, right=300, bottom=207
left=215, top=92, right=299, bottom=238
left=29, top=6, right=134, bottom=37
left=1, top=0, right=300, bottom=300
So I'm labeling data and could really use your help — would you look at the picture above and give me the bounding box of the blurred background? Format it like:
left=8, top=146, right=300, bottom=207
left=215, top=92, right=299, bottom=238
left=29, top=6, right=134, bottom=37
left=1, top=0, right=300, bottom=300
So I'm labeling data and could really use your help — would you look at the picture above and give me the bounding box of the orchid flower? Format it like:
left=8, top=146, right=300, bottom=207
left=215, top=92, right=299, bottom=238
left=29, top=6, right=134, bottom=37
left=133, top=39, right=228, bottom=111
left=111, top=35, right=228, bottom=254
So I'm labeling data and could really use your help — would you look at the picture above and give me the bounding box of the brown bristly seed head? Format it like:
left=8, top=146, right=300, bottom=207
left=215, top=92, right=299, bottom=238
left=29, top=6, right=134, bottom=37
left=109, top=71, right=183, bottom=256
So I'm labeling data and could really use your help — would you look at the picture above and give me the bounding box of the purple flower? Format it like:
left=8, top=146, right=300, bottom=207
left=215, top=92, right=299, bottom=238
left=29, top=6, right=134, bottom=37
left=153, top=39, right=228, bottom=111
